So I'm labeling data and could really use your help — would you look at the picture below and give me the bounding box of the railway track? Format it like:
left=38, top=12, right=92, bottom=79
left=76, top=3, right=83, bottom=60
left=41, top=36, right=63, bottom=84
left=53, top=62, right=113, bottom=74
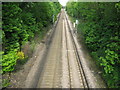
left=27, top=9, right=89, bottom=88
left=36, top=10, right=63, bottom=88
left=62, top=10, right=89, bottom=88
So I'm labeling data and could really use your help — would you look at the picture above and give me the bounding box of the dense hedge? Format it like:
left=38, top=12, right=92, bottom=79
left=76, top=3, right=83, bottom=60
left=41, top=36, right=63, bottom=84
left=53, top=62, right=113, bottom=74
left=66, top=2, right=120, bottom=88
left=1, top=2, right=61, bottom=73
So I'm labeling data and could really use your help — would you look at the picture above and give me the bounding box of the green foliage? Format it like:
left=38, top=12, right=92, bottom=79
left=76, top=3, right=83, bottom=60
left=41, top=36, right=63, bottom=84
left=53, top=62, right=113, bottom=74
left=2, top=79, right=10, bottom=88
left=1, top=51, right=18, bottom=73
left=2, top=2, right=61, bottom=73
left=66, top=2, right=120, bottom=88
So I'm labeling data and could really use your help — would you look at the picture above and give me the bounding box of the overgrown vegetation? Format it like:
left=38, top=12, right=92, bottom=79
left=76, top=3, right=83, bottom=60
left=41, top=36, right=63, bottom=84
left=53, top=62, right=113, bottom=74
left=66, top=1, right=120, bottom=88
left=1, top=2, right=61, bottom=74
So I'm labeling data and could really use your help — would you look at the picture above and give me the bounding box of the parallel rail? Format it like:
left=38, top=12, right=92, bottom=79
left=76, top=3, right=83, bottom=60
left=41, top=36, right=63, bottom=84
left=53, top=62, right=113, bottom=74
left=64, top=15, right=71, bottom=88
left=65, top=12, right=89, bottom=88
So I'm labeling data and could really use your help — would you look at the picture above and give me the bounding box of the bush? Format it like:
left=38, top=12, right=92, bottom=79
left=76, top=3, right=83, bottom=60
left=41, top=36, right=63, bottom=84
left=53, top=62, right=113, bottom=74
left=1, top=51, right=18, bottom=73
left=66, top=2, right=120, bottom=88
left=2, top=2, right=61, bottom=73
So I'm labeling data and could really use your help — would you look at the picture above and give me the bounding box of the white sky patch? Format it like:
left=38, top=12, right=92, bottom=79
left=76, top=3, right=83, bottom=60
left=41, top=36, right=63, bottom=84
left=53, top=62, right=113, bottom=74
left=58, top=0, right=69, bottom=6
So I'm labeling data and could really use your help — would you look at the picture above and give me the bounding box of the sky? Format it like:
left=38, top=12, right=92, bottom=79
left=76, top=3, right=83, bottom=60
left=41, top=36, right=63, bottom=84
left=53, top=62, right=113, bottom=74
left=58, top=0, right=69, bottom=6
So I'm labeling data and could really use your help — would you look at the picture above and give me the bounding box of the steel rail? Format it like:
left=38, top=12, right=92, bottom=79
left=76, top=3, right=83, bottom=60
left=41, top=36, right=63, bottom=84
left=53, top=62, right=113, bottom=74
left=64, top=15, right=72, bottom=88
left=65, top=12, right=89, bottom=89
